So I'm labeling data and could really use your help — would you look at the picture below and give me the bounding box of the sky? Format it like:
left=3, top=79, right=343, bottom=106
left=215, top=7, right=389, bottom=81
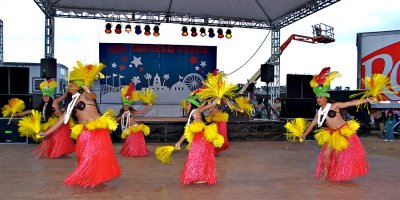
left=0, top=0, right=400, bottom=90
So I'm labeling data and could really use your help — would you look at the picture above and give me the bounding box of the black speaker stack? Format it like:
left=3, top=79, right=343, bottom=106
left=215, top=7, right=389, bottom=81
left=40, top=58, right=57, bottom=79
left=260, top=64, right=274, bottom=83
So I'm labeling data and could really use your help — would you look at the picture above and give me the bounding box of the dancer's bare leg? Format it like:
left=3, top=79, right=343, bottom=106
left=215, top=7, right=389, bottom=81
left=322, top=147, right=332, bottom=180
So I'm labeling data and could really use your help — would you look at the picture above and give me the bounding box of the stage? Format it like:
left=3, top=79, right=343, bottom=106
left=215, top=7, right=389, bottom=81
left=113, top=117, right=286, bottom=143
left=1, top=136, right=400, bottom=199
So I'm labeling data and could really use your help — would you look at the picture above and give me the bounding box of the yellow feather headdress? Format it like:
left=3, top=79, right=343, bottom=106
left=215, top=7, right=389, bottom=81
left=69, top=61, right=105, bottom=87
left=196, top=70, right=238, bottom=108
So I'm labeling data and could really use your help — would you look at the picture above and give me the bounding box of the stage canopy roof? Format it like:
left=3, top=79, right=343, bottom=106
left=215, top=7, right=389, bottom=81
left=34, top=0, right=341, bottom=29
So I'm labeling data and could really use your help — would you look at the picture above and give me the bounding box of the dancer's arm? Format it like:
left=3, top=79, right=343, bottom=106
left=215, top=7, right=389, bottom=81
left=14, top=110, right=32, bottom=117
left=133, top=104, right=152, bottom=115
left=82, top=85, right=97, bottom=100
left=38, top=114, right=65, bottom=137
left=301, top=113, right=318, bottom=140
left=175, top=134, right=186, bottom=149
left=335, top=97, right=374, bottom=109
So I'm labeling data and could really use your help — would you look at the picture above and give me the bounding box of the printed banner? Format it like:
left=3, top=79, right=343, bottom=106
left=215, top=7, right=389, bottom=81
left=99, top=43, right=217, bottom=103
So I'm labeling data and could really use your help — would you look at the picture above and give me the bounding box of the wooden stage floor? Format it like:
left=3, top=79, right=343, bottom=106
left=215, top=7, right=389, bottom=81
left=1, top=137, right=399, bottom=200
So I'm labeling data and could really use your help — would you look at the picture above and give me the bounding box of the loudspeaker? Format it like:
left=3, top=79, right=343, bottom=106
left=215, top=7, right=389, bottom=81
left=0, top=118, right=28, bottom=143
left=286, top=74, right=313, bottom=98
left=40, top=58, right=57, bottom=79
left=0, top=67, right=29, bottom=94
left=0, top=67, right=8, bottom=93
left=280, top=98, right=316, bottom=119
left=261, top=64, right=274, bottom=82
left=10, top=67, right=29, bottom=94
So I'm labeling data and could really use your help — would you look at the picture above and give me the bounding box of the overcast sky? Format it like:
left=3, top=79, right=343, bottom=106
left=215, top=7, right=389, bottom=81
left=1, top=0, right=400, bottom=89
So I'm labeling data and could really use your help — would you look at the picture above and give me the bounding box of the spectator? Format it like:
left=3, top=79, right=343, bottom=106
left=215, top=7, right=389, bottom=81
left=271, top=98, right=281, bottom=120
left=384, top=110, right=396, bottom=142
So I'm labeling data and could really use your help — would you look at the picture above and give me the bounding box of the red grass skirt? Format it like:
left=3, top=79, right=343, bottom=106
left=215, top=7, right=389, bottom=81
left=214, top=121, right=229, bottom=154
left=180, top=133, right=217, bottom=185
left=119, top=131, right=149, bottom=157
left=33, top=123, right=74, bottom=158
left=315, top=134, right=369, bottom=181
left=64, top=128, right=121, bottom=188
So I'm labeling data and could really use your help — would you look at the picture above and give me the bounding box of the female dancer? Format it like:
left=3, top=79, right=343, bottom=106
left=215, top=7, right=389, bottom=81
left=16, top=80, right=74, bottom=158
left=117, top=83, right=152, bottom=157
left=179, top=95, right=223, bottom=184
left=301, top=68, right=370, bottom=181
left=40, top=62, right=120, bottom=188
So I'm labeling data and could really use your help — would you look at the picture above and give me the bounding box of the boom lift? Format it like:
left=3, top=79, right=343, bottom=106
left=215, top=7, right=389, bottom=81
left=238, top=23, right=335, bottom=94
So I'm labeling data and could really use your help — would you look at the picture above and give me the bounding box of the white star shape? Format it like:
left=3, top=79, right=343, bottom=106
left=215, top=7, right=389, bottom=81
left=111, top=63, right=117, bottom=68
left=131, top=56, right=143, bottom=68
left=195, top=66, right=200, bottom=71
left=200, top=61, right=207, bottom=68
left=129, top=64, right=133, bottom=68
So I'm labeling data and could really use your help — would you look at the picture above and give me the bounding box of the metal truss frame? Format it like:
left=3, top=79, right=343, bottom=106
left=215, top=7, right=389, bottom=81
left=32, top=0, right=340, bottom=93
left=0, top=19, right=3, bottom=66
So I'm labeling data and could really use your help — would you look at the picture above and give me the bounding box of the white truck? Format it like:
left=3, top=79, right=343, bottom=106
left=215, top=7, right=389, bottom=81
left=357, top=30, right=400, bottom=104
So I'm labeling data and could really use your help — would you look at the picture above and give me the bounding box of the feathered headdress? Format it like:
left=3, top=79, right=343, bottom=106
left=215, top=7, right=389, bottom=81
left=69, top=61, right=105, bottom=87
left=120, top=83, right=139, bottom=106
left=309, top=67, right=340, bottom=97
left=196, top=70, right=237, bottom=107
left=39, top=79, right=58, bottom=97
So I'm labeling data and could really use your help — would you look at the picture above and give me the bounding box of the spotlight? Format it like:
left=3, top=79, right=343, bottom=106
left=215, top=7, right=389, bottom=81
left=225, top=29, right=232, bottom=39
left=217, top=28, right=224, bottom=38
left=153, top=25, right=160, bottom=37
left=105, top=23, right=112, bottom=34
left=191, top=27, right=197, bottom=37
left=134, top=25, right=142, bottom=35
left=115, top=24, right=122, bottom=34
left=200, top=27, right=206, bottom=37
left=208, top=28, right=215, bottom=38
left=125, top=24, right=132, bottom=33
left=144, top=25, right=151, bottom=36
left=182, top=26, right=188, bottom=36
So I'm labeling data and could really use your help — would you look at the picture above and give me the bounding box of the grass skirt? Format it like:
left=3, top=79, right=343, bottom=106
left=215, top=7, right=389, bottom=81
left=33, top=123, right=74, bottom=158
left=63, top=128, right=121, bottom=188
left=180, top=133, right=217, bottom=185
left=214, top=121, right=229, bottom=154
left=315, top=134, right=369, bottom=181
left=120, top=131, right=149, bottom=157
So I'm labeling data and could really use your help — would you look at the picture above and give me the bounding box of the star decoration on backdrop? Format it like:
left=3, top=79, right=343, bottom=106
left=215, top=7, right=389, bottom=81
left=195, top=66, right=200, bottom=71
left=111, top=63, right=117, bottom=68
left=131, top=56, right=143, bottom=68
left=129, top=64, right=133, bottom=68
left=139, top=67, right=145, bottom=72
left=121, top=56, right=127, bottom=62
left=188, top=55, right=198, bottom=65
left=200, top=61, right=207, bottom=68
left=119, top=64, right=125, bottom=71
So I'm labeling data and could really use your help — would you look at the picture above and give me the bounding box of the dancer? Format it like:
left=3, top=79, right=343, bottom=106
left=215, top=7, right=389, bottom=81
left=39, top=61, right=120, bottom=188
left=16, top=80, right=74, bottom=158
left=301, top=67, right=370, bottom=181
left=179, top=95, right=223, bottom=185
left=117, top=83, right=152, bottom=157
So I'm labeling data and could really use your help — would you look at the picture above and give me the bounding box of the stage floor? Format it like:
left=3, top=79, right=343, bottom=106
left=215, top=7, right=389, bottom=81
left=1, top=136, right=399, bottom=199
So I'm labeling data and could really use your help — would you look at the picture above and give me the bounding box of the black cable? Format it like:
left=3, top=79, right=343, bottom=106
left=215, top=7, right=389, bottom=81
left=227, top=30, right=271, bottom=76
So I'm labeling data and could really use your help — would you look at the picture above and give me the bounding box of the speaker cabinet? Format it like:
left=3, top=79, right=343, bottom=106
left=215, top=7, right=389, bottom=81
left=40, top=58, right=57, bottom=79
left=0, top=67, right=29, bottom=94
left=261, top=64, right=274, bottom=82
left=286, top=74, right=314, bottom=98
left=0, top=67, right=8, bottom=93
